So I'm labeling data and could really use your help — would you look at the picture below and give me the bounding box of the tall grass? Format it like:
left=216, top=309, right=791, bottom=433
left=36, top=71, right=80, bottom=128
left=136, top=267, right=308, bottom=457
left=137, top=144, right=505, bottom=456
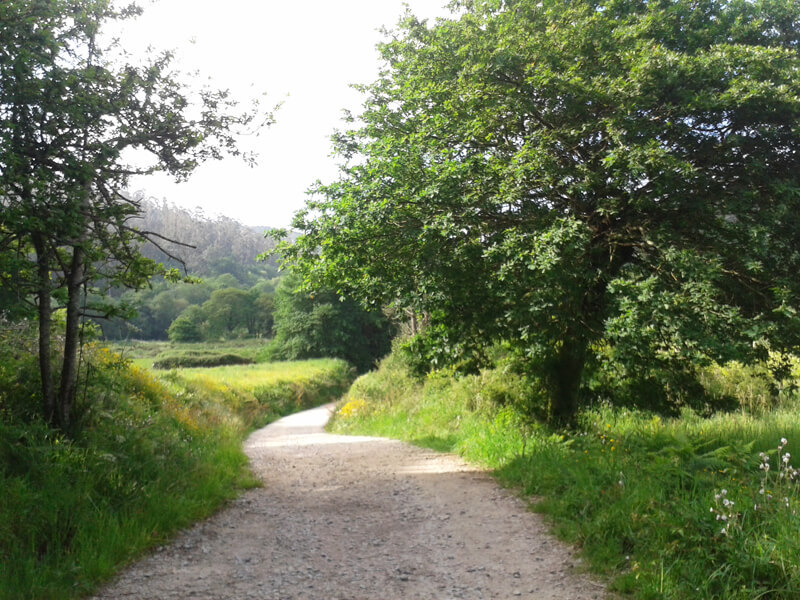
left=330, top=352, right=800, bottom=599
left=0, top=342, right=354, bottom=600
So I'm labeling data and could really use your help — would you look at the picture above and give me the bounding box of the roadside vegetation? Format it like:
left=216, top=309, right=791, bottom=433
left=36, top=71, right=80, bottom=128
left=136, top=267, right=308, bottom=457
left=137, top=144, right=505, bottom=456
left=331, top=350, right=800, bottom=599
left=0, top=320, right=354, bottom=600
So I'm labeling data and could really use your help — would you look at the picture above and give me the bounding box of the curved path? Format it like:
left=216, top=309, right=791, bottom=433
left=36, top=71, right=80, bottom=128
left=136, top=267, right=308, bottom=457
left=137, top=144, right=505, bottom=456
left=91, top=404, right=609, bottom=599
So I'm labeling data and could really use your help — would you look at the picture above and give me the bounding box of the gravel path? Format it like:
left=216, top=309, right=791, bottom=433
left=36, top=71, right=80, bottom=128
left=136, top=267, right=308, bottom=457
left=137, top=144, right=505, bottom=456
left=91, top=404, right=610, bottom=599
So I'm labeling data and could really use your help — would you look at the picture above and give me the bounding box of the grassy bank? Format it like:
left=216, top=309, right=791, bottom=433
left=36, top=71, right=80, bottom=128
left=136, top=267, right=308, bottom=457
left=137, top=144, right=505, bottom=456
left=0, top=344, right=353, bottom=600
left=162, top=359, right=356, bottom=429
left=330, top=353, right=800, bottom=599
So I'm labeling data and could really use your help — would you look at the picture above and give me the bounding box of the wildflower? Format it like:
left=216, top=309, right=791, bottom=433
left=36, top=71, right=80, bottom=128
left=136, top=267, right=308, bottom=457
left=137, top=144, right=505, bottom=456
left=782, top=438, right=788, bottom=446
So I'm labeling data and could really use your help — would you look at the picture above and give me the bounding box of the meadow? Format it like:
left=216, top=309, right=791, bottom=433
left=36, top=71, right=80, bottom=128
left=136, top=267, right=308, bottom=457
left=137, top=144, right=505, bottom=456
left=331, top=352, right=800, bottom=599
left=0, top=339, right=354, bottom=600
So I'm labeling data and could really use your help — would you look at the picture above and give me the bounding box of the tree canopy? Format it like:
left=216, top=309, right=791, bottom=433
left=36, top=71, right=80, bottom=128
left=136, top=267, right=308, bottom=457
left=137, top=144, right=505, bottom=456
left=278, top=0, right=800, bottom=421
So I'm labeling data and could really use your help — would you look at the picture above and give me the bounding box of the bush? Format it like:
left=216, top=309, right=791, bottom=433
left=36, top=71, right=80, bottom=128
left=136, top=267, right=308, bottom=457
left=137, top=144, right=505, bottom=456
left=265, top=273, right=396, bottom=373
left=699, top=355, right=800, bottom=415
left=152, top=350, right=254, bottom=370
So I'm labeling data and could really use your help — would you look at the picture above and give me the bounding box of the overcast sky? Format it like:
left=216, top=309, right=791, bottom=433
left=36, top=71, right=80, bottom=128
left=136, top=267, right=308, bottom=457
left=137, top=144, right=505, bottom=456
left=117, top=0, right=452, bottom=228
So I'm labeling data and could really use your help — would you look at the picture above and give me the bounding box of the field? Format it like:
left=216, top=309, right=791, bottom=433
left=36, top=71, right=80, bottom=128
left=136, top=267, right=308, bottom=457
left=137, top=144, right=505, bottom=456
left=108, top=339, right=267, bottom=370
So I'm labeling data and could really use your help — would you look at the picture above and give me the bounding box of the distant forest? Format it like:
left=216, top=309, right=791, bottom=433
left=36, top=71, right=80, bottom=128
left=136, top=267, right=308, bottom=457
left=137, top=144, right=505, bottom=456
left=101, top=197, right=280, bottom=341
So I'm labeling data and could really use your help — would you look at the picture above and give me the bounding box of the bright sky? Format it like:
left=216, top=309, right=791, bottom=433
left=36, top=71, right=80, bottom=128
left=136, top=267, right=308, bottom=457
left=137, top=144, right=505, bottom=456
left=117, top=0, right=453, bottom=228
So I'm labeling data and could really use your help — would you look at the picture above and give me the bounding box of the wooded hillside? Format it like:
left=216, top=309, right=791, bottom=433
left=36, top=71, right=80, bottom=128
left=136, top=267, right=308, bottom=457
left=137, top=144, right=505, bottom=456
left=133, top=196, right=279, bottom=280
left=101, top=199, right=280, bottom=340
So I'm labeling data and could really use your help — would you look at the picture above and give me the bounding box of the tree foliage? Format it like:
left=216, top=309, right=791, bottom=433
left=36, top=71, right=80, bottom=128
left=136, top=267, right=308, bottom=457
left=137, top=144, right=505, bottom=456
left=165, top=287, right=275, bottom=342
left=0, top=0, right=272, bottom=428
left=98, top=200, right=280, bottom=341
left=278, top=0, right=800, bottom=421
left=266, top=274, right=396, bottom=373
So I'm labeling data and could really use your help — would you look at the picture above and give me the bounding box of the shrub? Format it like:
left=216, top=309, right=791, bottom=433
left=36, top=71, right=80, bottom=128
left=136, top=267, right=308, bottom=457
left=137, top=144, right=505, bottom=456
left=152, top=350, right=254, bottom=370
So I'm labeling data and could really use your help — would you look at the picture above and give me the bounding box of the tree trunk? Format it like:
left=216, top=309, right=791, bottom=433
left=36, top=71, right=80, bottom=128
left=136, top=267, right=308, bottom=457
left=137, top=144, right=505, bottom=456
left=57, top=242, right=86, bottom=430
left=32, top=233, right=56, bottom=425
left=548, top=334, right=588, bottom=425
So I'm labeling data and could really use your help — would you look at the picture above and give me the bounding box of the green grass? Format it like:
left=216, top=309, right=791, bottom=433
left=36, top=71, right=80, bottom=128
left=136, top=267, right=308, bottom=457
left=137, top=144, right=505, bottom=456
left=330, top=352, right=800, bottom=600
left=0, top=342, right=354, bottom=600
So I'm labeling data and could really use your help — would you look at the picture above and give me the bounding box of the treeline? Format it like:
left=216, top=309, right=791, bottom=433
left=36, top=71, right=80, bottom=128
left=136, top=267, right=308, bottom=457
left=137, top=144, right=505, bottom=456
left=133, top=197, right=282, bottom=281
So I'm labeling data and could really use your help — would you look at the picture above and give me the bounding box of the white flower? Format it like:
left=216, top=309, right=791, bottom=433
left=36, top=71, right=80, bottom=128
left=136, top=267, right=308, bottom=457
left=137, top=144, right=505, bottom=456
left=781, top=438, right=788, bottom=446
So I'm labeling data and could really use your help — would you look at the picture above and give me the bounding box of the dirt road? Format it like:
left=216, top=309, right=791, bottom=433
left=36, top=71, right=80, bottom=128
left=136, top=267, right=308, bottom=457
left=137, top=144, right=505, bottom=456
left=91, top=404, right=609, bottom=599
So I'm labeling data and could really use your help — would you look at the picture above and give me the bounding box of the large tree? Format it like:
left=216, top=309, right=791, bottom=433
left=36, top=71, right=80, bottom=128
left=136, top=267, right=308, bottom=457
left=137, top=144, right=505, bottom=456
left=279, top=0, right=800, bottom=421
left=0, top=0, right=271, bottom=428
